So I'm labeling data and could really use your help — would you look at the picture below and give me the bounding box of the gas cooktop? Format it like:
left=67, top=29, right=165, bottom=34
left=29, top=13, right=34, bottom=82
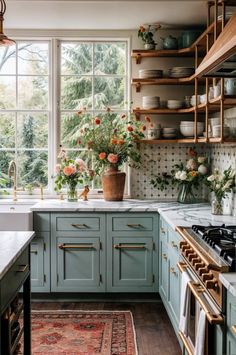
left=191, top=224, right=236, bottom=271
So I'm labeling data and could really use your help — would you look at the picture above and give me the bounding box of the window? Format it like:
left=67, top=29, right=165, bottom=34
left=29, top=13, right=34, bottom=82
left=0, top=41, right=49, bottom=191
left=59, top=40, right=128, bottom=190
left=0, top=38, right=128, bottom=194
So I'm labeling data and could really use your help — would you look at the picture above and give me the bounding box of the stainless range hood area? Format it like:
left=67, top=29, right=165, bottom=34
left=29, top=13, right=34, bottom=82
left=196, top=12, right=236, bottom=77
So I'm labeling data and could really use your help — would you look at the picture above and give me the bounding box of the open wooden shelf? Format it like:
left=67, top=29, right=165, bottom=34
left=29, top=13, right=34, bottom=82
left=133, top=107, right=200, bottom=115
left=139, top=137, right=236, bottom=144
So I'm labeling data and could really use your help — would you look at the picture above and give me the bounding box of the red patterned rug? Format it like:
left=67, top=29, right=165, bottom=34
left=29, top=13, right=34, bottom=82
left=21, top=310, right=138, bottom=355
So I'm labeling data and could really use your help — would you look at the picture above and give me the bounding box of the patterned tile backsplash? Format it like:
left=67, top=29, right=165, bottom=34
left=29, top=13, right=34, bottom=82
left=130, top=144, right=210, bottom=199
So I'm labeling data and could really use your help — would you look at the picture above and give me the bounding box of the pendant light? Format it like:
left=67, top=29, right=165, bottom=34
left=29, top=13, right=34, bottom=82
left=0, top=0, right=15, bottom=46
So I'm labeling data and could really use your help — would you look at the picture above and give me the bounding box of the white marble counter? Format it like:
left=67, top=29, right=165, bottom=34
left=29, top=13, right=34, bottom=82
left=0, top=231, right=35, bottom=279
left=219, top=273, right=236, bottom=297
left=31, top=199, right=236, bottom=229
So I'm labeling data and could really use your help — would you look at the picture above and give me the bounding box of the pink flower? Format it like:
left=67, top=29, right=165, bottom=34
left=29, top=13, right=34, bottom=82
left=63, top=165, right=76, bottom=176
left=55, top=164, right=61, bottom=173
left=107, top=153, right=118, bottom=164
left=75, top=158, right=85, bottom=167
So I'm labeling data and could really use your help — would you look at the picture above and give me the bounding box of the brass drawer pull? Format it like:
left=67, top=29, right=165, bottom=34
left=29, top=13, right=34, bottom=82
left=160, top=227, right=166, bottom=234
left=16, top=264, right=28, bottom=273
left=126, top=224, right=143, bottom=228
left=58, top=243, right=94, bottom=250
left=231, top=325, right=236, bottom=334
left=170, top=267, right=177, bottom=276
left=30, top=250, right=38, bottom=254
left=71, top=223, right=89, bottom=229
left=162, top=253, right=167, bottom=260
left=114, top=244, right=146, bottom=249
left=171, top=241, right=178, bottom=249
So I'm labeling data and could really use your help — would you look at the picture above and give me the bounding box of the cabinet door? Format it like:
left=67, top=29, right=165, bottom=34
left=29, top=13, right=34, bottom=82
left=52, top=237, right=104, bottom=292
left=31, top=233, right=50, bottom=292
left=168, top=249, right=181, bottom=325
left=159, top=239, right=168, bottom=300
left=227, top=331, right=236, bottom=355
left=108, top=237, right=154, bottom=292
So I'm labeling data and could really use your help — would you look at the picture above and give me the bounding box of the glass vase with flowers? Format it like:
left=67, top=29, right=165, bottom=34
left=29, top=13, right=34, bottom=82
left=204, top=167, right=235, bottom=215
left=151, top=148, right=209, bottom=203
left=54, top=148, right=92, bottom=201
left=76, top=107, right=145, bottom=201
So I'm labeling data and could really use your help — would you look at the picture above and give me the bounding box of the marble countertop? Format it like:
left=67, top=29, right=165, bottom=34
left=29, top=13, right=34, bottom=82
left=31, top=199, right=236, bottom=230
left=219, top=273, right=236, bottom=297
left=0, top=231, right=35, bottom=280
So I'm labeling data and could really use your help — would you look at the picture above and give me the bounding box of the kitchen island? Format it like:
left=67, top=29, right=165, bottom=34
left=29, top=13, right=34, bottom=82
left=0, top=231, right=35, bottom=355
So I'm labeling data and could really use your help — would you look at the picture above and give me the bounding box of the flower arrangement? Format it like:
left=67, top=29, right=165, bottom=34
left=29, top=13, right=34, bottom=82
left=151, top=148, right=209, bottom=203
left=54, top=148, right=93, bottom=201
left=138, top=25, right=157, bottom=45
left=205, top=166, right=235, bottom=214
left=76, top=108, right=145, bottom=174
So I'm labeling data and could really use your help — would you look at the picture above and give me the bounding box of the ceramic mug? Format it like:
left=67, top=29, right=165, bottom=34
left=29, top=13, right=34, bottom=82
left=225, top=79, right=236, bottom=95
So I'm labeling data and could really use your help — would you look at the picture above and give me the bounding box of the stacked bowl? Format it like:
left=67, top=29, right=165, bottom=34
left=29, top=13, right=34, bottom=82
left=162, top=127, right=177, bottom=139
left=167, top=100, right=183, bottom=109
left=142, top=96, right=160, bottom=109
left=169, top=67, right=195, bottom=78
left=139, top=69, right=163, bottom=79
left=180, top=121, right=204, bottom=137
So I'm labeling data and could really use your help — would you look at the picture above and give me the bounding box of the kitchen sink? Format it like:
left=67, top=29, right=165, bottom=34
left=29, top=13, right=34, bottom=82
left=0, top=203, right=33, bottom=231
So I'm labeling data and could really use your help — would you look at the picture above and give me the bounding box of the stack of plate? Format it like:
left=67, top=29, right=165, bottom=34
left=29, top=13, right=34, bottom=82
left=180, top=121, right=204, bottom=137
left=162, top=127, right=177, bottom=139
left=142, top=96, right=160, bottom=109
left=167, top=100, right=183, bottom=109
left=168, top=67, right=195, bottom=78
left=139, top=69, right=163, bottom=79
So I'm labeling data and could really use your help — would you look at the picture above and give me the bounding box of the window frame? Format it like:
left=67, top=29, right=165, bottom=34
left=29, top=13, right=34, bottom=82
left=0, top=36, right=131, bottom=198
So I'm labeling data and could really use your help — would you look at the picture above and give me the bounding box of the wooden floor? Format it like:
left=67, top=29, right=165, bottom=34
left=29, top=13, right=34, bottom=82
left=31, top=301, right=181, bottom=355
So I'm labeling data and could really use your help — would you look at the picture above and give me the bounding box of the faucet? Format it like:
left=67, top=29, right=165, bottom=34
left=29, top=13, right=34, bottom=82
left=8, top=160, right=17, bottom=201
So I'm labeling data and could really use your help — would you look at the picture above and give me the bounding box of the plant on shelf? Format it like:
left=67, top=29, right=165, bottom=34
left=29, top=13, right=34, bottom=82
left=204, top=166, right=235, bottom=215
left=138, top=24, right=160, bottom=50
left=54, top=148, right=93, bottom=201
left=76, top=107, right=145, bottom=201
left=150, top=148, right=209, bottom=203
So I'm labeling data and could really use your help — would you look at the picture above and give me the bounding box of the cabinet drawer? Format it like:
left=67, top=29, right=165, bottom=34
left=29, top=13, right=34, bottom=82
left=111, top=216, right=153, bottom=232
left=55, top=216, right=100, bottom=232
left=1, top=248, right=29, bottom=312
left=227, top=292, right=236, bottom=339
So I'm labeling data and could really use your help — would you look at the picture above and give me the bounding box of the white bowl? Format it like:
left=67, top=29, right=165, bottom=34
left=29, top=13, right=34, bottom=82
left=180, top=125, right=204, bottom=137
left=209, top=117, right=221, bottom=128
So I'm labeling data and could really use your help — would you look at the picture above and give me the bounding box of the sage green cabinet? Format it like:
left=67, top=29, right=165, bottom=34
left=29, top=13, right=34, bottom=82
left=107, top=214, right=158, bottom=292
left=158, top=215, right=182, bottom=334
left=227, top=292, right=236, bottom=355
left=32, top=213, right=51, bottom=292
left=51, top=213, right=106, bottom=292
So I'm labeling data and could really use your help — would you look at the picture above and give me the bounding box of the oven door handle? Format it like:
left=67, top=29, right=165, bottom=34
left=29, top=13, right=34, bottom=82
left=179, top=331, right=194, bottom=355
left=177, top=262, right=224, bottom=325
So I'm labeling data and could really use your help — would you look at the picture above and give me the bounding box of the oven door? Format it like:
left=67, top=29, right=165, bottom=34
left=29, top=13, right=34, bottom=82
left=177, top=262, right=225, bottom=355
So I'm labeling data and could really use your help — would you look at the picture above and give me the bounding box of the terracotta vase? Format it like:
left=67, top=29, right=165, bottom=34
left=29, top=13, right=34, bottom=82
left=102, top=166, right=126, bottom=201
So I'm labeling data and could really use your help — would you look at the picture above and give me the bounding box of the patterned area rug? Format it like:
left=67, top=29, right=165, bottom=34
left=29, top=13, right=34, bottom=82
left=21, top=310, right=138, bottom=355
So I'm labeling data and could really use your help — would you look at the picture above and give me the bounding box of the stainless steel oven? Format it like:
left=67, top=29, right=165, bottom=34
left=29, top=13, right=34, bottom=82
left=176, top=225, right=231, bottom=355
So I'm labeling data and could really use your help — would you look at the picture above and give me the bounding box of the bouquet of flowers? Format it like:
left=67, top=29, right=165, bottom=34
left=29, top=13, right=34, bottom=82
left=151, top=148, right=209, bottom=203
left=138, top=25, right=158, bottom=45
left=205, top=166, right=235, bottom=214
left=76, top=108, right=145, bottom=174
left=54, top=148, right=93, bottom=201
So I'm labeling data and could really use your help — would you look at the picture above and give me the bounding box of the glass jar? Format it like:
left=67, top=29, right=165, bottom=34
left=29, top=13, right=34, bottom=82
left=177, top=183, right=196, bottom=204
left=211, top=197, right=223, bottom=215
left=67, top=181, right=78, bottom=202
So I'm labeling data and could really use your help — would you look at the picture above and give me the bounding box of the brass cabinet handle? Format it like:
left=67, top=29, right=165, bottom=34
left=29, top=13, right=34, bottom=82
left=171, top=241, right=178, bottom=249
left=30, top=250, right=38, bottom=254
left=232, top=325, right=236, bottom=334
left=126, top=224, right=143, bottom=228
left=71, top=223, right=89, bottom=229
left=58, top=243, right=94, bottom=250
left=114, top=244, right=146, bottom=249
left=160, top=227, right=166, bottom=234
left=170, top=267, right=177, bottom=276
left=162, top=253, right=167, bottom=260
left=16, top=264, right=28, bottom=273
